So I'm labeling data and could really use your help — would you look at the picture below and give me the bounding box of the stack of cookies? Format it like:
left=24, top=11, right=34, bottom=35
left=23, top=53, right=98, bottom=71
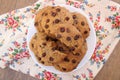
left=30, top=6, right=90, bottom=72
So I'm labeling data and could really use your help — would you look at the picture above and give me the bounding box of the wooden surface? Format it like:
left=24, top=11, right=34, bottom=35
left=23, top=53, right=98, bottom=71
left=0, top=0, right=120, bottom=80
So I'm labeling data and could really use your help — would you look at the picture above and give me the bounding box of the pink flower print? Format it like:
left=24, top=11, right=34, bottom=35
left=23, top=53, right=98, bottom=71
left=111, top=6, right=117, bottom=11
left=44, top=71, right=56, bottom=80
left=35, top=74, right=40, bottom=79
left=0, top=20, right=3, bottom=24
left=14, top=51, right=29, bottom=59
left=99, top=54, right=103, bottom=60
left=81, top=73, right=86, bottom=78
left=91, top=53, right=96, bottom=60
left=8, top=47, right=13, bottom=51
left=22, top=42, right=27, bottom=48
left=90, top=17, right=93, bottom=22
left=74, top=2, right=80, bottom=8
left=95, top=57, right=99, bottom=62
left=13, top=21, right=18, bottom=28
left=105, top=18, right=111, bottom=22
left=7, top=17, right=14, bottom=25
left=25, top=29, right=28, bottom=35
left=14, top=41, right=20, bottom=48
left=7, top=17, right=18, bottom=28
left=89, top=72, right=93, bottom=78
left=115, top=16, right=120, bottom=27
left=66, top=1, right=71, bottom=5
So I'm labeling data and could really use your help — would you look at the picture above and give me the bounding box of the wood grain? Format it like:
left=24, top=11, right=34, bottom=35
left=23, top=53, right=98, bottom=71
left=0, top=0, right=120, bottom=80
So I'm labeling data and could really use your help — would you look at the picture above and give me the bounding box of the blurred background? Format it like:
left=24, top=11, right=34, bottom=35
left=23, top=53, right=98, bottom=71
left=0, top=0, right=120, bottom=80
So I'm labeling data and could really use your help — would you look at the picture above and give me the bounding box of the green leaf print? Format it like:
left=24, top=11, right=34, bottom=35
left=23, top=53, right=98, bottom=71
left=34, top=7, right=38, bottom=10
left=12, top=52, right=17, bottom=55
left=14, top=49, right=18, bottom=53
left=36, top=4, right=40, bottom=7
left=18, top=49, right=23, bottom=53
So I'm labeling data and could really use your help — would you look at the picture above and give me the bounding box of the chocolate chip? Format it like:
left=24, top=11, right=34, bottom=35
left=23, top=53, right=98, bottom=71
left=60, top=27, right=65, bottom=32
left=75, top=45, right=78, bottom=47
left=57, top=65, right=60, bottom=67
left=42, top=43, right=46, bottom=46
left=46, top=19, right=50, bottom=23
left=74, top=20, right=78, bottom=24
left=69, top=47, right=75, bottom=51
left=51, top=38, right=58, bottom=42
left=52, top=47, right=57, bottom=51
left=38, top=57, right=41, bottom=61
left=74, top=53, right=80, bottom=56
left=74, top=35, right=81, bottom=40
left=64, top=57, right=69, bottom=62
left=81, top=21, right=85, bottom=26
left=76, top=27, right=80, bottom=32
left=66, top=37, right=71, bottom=41
left=52, top=7, right=55, bottom=8
left=41, top=61, right=44, bottom=64
left=42, top=13, right=44, bottom=16
left=34, top=22, right=38, bottom=26
left=56, top=34, right=62, bottom=38
left=42, top=30, right=45, bottom=32
left=89, top=28, right=91, bottom=31
left=58, top=47, right=64, bottom=51
left=46, top=36, right=50, bottom=41
left=66, top=28, right=70, bottom=33
left=54, top=19, right=60, bottom=23
left=84, top=31, right=88, bottom=34
left=65, top=17, right=70, bottom=21
left=51, top=12, right=57, bottom=17
left=48, top=30, right=50, bottom=33
left=72, top=59, right=76, bottom=63
left=39, top=45, right=41, bottom=47
left=32, top=44, right=34, bottom=48
left=73, top=15, right=77, bottom=19
left=62, top=67, right=66, bottom=71
left=44, top=13, right=48, bottom=16
left=42, top=52, right=46, bottom=57
left=56, top=8, right=61, bottom=12
left=49, top=57, right=54, bottom=61
left=44, top=25, right=49, bottom=29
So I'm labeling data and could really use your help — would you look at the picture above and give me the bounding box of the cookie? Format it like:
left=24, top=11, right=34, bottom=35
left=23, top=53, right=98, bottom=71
left=31, top=6, right=89, bottom=71
left=30, top=33, right=53, bottom=65
left=35, top=6, right=51, bottom=32
left=40, top=6, right=73, bottom=34
left=30, top=32, right=69, bottom=66
left=71, top=12, right=90, bottom=39
left=44, top=23, right=84, bottom=55
left=29, top=33, right=38, bottom=55
left=53, top=41, right=87, bottom=72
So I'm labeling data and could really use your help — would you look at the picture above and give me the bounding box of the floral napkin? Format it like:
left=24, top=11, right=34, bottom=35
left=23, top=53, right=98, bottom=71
left=0, top=0, right=120, bottom=80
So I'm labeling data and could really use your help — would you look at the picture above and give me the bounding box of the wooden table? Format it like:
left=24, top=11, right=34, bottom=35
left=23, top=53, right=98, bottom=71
left=0, top=0, right=120, bottom=80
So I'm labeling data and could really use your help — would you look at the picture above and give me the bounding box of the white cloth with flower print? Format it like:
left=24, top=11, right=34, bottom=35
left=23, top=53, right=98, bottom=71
left=0, top=0, right=120, bottom=80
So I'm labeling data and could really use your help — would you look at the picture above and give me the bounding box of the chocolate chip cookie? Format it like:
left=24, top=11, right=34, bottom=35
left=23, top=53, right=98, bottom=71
left=30, top=6, right=90, bottom=72
left=53, top=41, right=87, bottom=72
left=40, top=6, right=74, bottom=34
left=45, top=23, right=84, bottom=55
left=30, top=32, right=70, bottom=66
left=72, top=12, right=90, bottom=39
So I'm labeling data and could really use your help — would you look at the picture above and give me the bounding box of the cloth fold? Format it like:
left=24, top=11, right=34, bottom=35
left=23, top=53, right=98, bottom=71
left=0, top=0, right=120, bottom=80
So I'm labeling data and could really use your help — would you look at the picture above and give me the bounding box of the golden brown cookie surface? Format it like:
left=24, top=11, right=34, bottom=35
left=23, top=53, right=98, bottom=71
left=30, top=32, right=69, bottom=66
left=72, top=12, right=90, bottom=39
left=53, top=41, right=87, bottom=72
left=46, top=23, right=84, bottom=55
left=40, top=6, right=73, bottom=34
